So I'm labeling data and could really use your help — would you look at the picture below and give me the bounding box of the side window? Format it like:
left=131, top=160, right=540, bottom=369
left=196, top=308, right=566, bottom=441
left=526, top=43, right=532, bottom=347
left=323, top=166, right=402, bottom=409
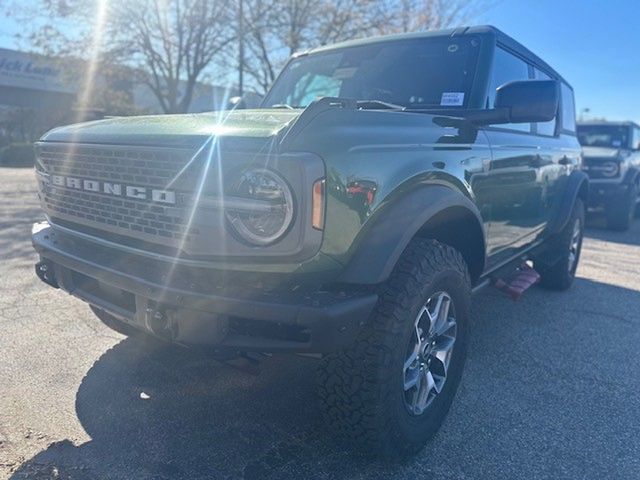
left=534, top=68, right=557, bottom=136
left=560, top=83, right=576, bottom=133
left=632, top=127, right=640, bottom=150
left=488, top=47, right=532, bottom=132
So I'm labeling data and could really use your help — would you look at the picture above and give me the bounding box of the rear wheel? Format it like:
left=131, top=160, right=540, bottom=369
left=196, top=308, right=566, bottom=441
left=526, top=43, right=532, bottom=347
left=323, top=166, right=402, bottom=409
left=605, top=184, right=637, bottom=230
left=537, top=198, right=584, bottom=290
left=317, top=239, right=471, bottom=458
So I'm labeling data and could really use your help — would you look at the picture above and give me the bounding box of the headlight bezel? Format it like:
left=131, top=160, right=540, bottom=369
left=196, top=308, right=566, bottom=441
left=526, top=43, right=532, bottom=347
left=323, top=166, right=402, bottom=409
left=224, top=167, right=296, bottom=246
left=593, top=160, right=620, bottom=178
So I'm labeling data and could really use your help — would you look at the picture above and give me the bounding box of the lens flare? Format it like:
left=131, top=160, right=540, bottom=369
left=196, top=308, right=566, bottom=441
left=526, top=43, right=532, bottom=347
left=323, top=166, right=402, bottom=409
left=63, top=0, right=110, bottom=189
left=160, top=85, right=239, bottom=292
left=75, top=0, right=109, bottom=126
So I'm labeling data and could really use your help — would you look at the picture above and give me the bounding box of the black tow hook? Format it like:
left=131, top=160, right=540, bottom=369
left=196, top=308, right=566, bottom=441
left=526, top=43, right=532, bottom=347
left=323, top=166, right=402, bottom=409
left=35, top=261, right=59, bottom=289
left=146, top=305, right=178, bottom=341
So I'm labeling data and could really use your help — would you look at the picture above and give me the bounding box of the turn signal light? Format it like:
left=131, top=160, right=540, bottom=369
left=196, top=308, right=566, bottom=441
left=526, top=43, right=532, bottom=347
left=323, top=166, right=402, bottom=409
left=312, top=179, right=325, bottom=230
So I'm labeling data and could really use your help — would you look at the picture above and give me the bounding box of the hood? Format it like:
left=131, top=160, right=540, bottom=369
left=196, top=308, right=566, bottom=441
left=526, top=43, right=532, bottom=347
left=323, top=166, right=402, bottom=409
left=581, top=146, right=622, bottom=160
left=39, top=109, right=302, bottom=150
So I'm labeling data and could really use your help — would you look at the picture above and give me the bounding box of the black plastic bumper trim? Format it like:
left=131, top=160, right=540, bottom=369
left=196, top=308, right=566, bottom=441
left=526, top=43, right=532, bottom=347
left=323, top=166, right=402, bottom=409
left=32, top=224, right=377, bottom=353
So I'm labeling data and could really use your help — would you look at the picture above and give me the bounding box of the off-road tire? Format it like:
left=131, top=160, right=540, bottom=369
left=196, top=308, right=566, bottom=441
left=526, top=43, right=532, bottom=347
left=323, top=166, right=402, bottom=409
left=90, top=305, right=141, bottom=337
left=537, top=198, right=585, bottom=290
left=317, top=239, right=471, bottom=458
left=605, top=184, right=637, bottom=231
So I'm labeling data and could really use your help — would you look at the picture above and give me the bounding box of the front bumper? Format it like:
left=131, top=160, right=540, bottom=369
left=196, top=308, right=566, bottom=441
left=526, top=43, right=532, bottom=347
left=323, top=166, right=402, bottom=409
left=587, top=181, right=630, bottom=208
left=32, top=222, right=377, bottom=353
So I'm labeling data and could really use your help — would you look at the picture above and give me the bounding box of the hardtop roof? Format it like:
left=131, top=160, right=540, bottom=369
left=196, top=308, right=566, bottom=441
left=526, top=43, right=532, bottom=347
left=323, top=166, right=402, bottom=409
left=303, top=25, right=571, bottom=88
left=577, top=120, right=640, bottom=128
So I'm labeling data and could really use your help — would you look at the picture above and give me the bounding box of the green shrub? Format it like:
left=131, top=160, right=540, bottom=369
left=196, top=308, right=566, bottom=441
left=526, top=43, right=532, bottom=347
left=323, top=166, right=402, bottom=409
left=0, top=143, right=35, bottom=167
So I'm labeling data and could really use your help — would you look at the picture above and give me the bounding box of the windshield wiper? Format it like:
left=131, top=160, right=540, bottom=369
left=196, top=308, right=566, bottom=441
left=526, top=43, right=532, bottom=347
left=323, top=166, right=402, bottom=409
left=356, top=100, right=406, bottom=111
left=271, top=100, right=405, bottom=111
left=271, top=103, right=297, bottom=110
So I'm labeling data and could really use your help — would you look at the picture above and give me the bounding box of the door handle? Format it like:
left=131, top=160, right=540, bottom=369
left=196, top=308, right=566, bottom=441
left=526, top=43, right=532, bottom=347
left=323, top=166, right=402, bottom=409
left=530, top=155, right=545, bottom=168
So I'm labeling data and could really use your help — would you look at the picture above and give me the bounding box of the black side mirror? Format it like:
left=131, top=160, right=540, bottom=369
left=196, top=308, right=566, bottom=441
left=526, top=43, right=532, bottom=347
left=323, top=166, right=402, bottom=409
left=495, top=79, right=559, bottom=123
left=466, top=79, right=559, bottom=125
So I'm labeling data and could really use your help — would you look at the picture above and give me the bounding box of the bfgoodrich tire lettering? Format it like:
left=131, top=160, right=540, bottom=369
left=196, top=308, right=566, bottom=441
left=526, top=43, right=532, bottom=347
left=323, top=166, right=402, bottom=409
left=317, top=238, right=471, bottom=458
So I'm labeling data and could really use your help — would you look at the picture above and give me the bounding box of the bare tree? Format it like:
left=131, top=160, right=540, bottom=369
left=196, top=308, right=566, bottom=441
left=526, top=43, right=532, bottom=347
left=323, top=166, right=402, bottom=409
left=375, top=0, right=491, bottom=34
left=6, top=0, right=490, bottom=107
left=239, top=0, right=385, bottom=93
left=7, top=0, right=235, bottom=113
left=108, top=0, right=235, bottom=113
left=239, top=0, right=489, bottom=94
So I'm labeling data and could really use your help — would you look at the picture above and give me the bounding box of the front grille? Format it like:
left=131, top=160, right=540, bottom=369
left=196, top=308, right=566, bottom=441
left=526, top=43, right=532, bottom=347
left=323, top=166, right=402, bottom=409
left=37, top=143, right=202, bottom=248
left=582, top=157, right=621, bottom=180
left=39, top=144, right=197, bottom=188
left=44, top=189, right=197, bottom=240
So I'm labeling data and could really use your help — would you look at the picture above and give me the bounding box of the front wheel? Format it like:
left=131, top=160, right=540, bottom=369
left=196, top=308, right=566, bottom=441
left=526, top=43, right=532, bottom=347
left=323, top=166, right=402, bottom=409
left=606, top=184, right=637, bottom=230
left=317, top=239, right=471, bottom=458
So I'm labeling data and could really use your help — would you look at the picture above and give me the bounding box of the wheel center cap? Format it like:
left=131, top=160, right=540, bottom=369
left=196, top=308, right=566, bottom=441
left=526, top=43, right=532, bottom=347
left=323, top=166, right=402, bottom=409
left=421, top=340, right=433, bottom=360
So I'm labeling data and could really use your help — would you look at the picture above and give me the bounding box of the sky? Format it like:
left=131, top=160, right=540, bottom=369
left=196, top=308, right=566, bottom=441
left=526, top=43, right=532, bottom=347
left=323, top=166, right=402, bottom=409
left=481, top=0, right=640, bottom=123
left=0, top=0, right=638, bottom=123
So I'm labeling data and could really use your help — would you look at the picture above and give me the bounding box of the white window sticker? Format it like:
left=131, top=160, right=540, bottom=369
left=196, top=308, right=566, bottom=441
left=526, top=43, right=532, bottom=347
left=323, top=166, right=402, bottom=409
left=440, top=92, right=465, bottom=106
left=333, top=67, right=357, bottom=80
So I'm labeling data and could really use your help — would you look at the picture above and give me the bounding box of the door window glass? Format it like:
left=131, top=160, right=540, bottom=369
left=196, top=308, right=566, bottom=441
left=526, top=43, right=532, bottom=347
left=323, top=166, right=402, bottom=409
left=534, top=68, right=557, bottom=136
left=487, top=47, right=532, bottom=132
left=632, top=127, right=640, bottom=150
left=560, top=83, right=576, bottom=132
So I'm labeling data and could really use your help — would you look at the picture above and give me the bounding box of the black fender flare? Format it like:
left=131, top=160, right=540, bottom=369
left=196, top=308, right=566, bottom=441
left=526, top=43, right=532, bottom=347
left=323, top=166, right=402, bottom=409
left=548, top=170, right=589, bottom=235
left=623, top=166, right=640, bottom=186
left=338, top=185, right=486, bottom=285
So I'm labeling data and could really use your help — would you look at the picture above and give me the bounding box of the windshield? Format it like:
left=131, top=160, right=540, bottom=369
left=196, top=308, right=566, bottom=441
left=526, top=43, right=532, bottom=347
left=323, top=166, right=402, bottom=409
left=577, top=125, right=630, bottom=148
left=263, top=37, right=481, bottom=109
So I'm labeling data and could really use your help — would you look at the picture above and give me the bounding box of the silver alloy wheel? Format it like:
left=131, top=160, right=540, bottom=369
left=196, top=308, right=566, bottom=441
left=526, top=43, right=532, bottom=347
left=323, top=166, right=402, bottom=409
left=403, top=292, right=457, bottom=416
left=568, top=217, right=582, bottom=273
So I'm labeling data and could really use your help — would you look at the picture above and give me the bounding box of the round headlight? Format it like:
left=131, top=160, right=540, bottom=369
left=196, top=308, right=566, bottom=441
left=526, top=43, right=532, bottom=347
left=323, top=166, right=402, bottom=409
left=225, top=168, right=294, bottom=245
left=598, top=161, right=619, bottom=178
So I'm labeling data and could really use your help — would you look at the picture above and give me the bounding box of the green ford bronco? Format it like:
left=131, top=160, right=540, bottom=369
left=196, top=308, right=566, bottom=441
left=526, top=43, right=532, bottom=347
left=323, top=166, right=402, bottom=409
left=33, top=26, right=588, bottom=457
left=577, top=121, right=640, bottom=230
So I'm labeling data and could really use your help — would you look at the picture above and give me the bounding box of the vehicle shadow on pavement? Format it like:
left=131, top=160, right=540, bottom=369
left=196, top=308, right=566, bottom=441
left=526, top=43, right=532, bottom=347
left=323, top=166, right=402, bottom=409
left=9, top=277, right=640, bottom=480
left=8, top=337, right=379, bottom=480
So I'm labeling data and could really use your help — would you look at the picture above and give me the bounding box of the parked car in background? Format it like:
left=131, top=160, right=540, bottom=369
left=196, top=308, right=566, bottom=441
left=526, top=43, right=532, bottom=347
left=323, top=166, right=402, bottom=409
left=577, top=121, right=640, bottom=230
left=32, top=26, right=587, bottom=458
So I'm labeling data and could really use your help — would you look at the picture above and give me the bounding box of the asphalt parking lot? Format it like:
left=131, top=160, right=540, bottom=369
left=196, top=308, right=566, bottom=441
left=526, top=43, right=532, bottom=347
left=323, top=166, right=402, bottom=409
left=1, top=167, right=639, bottom=480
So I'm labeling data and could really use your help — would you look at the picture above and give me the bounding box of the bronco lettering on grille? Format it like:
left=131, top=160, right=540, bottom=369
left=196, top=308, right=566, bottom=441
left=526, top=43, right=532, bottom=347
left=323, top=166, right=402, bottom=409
left=49, top=175, right=176, bottom=205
